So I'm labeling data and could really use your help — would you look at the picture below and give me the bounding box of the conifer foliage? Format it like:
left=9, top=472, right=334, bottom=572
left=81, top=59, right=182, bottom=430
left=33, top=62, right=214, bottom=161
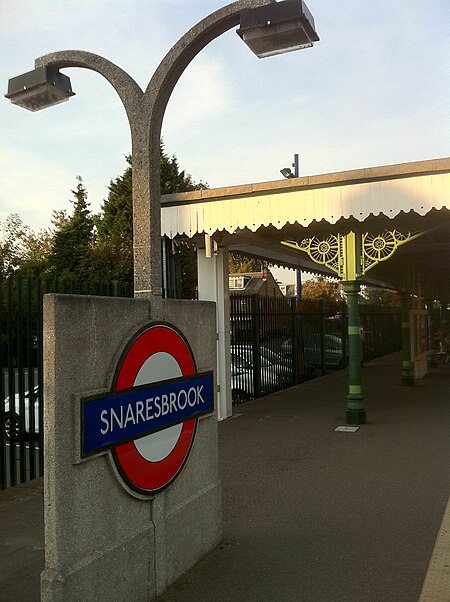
left=47, top=176, right=94, bottom=279
left=4, top=143, right=206, bottom=297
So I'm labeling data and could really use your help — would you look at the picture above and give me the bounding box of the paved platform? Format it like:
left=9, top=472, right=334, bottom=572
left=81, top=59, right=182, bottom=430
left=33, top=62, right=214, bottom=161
left=1, top=352, right=449, bottom=601
left=158, top=353, right=450, bottom=602
left=0, top=478, right=43, bottom=602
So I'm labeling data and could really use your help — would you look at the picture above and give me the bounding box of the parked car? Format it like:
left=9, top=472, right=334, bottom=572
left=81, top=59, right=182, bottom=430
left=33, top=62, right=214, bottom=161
left=281, top=334, right=346, bottom=370
left=230, top=351, right=279, bottom=404
left=2, top=385, right=39, bottom=441
left=304, top=334, right=345, bottom=369
left=231, top=343, right=292, bottom=390
left=232, top=344, right=291, bottom=381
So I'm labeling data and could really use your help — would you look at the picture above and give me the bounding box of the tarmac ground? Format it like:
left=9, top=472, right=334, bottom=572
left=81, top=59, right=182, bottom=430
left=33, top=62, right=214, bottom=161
left=158, top=352, right=450, bottom=602
left=1, top=352, right=449, bottom=601
left=0, top=478, right=43, bottom=602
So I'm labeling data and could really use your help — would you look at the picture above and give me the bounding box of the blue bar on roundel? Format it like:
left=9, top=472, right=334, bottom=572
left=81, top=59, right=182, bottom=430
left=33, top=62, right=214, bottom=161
left=81, top=371, right=214, bottom=456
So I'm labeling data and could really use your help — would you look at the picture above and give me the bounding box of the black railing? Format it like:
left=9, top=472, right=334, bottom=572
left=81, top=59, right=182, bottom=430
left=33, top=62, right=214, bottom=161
left=0, top=276, right=132, bottom=490
left=230, top=294, right=401, bottom=405
left=1, top=279, right=402, bottom=487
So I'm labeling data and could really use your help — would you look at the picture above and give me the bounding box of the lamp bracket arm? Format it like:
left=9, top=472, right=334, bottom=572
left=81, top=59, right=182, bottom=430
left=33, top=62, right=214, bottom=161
left=35, top=50, right=144, bottom=127
left=142, top=0, right=274, bottom=140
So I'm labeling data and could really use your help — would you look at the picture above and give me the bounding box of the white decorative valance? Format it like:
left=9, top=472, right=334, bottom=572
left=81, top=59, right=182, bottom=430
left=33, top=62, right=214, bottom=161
left=161, top=160, right=450, bottom=239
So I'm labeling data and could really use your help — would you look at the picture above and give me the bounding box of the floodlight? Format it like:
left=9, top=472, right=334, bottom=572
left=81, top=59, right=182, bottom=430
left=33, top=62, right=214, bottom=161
left=237, top=0, right=319, bottom=59
left=281, top=167, right=295, bottom=178
left=5, top=66, right=75, bottom=111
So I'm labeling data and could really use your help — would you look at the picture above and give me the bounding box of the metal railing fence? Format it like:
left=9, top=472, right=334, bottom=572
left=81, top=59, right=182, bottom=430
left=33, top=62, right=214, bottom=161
left=230, top=294, right=401, bottom=405
left=1, top=278, right=402, bottom=487
left=0, top=276, right=132, bottom=490
left=360, top=304, right=402, bottom=361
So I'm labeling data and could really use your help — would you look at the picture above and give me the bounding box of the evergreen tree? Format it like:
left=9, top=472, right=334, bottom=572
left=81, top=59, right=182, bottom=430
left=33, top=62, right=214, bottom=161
left=96, top=143, right=207, bottom=289
left=46, top=176, right=95, bottom=280
left=95, top=157, right=133, bottom=281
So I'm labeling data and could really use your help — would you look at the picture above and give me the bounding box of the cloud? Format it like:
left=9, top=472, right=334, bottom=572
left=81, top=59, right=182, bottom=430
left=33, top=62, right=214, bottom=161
left=163, top=54, right=236, bottom=134
left=0, top=146, right=75, bottom=229
left=1, top=0, right=448, bottom=232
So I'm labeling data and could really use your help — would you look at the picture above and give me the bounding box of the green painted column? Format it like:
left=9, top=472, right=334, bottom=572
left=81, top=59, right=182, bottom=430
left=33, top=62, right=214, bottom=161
left=426, top=299, right=437, bottom=368
left=400, top=292, right=414, bottom=385
left=343, top=281, right=367, bottom=424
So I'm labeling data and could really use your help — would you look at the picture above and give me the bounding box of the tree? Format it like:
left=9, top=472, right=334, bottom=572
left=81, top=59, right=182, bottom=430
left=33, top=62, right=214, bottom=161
left=14, top=228, right=54, bottom=277
left=0, top=214, right=30, bottom=277
left=95, top=156, right=134, bottom=281
left=96, top=143, right=207, bottom=290
left=46, top=176, right=95, bottom=280
left=12, top=209, right=72, bottom=278
left=51, top=209, right=70, bottom=231
left=360, top=285, right=400, bottom=306
left=301, top=277, right=342, bottom=303
left=229, top=253, right=263, bottom=274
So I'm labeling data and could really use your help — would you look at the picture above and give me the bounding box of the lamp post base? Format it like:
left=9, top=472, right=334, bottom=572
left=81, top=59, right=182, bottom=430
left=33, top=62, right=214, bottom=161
left=401, top=373, right=415, bottom=386
left=346, top=408, right=367, bottom=425
left=401, top=361, right=414, bottom=386
left=346, top=393, right=366, bottom=425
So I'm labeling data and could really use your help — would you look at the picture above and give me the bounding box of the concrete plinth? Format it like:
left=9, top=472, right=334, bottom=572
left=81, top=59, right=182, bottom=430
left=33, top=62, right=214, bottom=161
left=41, top=295, right=221, bottom=601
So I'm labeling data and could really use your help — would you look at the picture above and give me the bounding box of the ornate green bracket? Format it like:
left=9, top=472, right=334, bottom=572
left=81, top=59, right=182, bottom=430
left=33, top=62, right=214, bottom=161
left=281, top=226, right=434, bottom=424
left=282, top=228, right=427, bottom=281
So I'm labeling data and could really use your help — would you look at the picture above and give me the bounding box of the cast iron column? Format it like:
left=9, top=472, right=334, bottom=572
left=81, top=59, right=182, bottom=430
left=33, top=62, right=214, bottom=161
left=426, top=299, right=437, bottom=368
left=343, top=281, right=366, bottom=424
left=400, top=291, right=414, bottom=385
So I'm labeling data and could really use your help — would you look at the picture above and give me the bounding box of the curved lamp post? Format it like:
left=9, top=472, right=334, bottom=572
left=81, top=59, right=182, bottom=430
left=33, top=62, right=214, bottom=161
left=5, top=0, right=318, bottom=300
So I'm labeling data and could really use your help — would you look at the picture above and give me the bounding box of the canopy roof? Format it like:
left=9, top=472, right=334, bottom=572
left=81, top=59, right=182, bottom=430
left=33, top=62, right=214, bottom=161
left=161, top=158, right=450, bottom=299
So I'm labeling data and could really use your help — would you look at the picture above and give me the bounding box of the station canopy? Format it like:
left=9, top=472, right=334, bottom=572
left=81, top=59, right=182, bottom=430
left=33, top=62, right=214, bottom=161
left=161, top=158, right=450, bottom=301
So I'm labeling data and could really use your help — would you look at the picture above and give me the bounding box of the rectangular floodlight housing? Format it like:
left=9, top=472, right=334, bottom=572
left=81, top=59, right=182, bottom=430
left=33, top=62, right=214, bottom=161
left=5, top=66, right=75, bottom=111
left=237, top=0, right=319, bottom=58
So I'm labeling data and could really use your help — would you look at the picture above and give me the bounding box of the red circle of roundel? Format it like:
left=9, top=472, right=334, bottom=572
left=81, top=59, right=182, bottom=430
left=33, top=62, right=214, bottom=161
left=112, top=325, right=197, bottom=495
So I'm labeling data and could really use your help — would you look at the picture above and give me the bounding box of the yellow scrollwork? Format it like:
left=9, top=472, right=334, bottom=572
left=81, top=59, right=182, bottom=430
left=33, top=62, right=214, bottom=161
left=282, top=235, right=342, bottom=276
left=282, top=228, right=428, bottom=281
left=362, top=229, right=417, bottom=273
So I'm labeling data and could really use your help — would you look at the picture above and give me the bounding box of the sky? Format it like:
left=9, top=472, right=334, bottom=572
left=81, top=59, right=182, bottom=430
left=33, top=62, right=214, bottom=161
left=1, top=0, right=449, bottom=249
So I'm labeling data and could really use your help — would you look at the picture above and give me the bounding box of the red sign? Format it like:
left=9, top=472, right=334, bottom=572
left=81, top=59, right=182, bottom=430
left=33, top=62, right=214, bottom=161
left=111, top=324, right=201, bottom=495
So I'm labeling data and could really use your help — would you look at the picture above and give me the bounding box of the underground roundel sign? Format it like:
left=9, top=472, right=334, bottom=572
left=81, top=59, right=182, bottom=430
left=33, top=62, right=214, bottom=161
left=81, top=323, right=214, bottom=496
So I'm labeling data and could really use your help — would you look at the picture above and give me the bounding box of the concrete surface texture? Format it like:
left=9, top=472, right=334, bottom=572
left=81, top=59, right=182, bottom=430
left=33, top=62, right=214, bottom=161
left=40, top=294, right=220, bottom=601
left=0, top=479, right=44, bottom=602
left=1, top=351, right=449, bottom=601
left=157, top=352, right=450, bottom=601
